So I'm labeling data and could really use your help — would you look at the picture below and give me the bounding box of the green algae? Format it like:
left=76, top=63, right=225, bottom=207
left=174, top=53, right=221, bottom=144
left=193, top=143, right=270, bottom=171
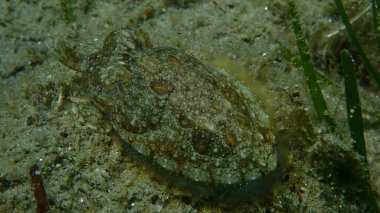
left=372, top=0, right=380, bottom=53
left=288, top=1, right=379, bottom=210
left=288, top=0, right=336, bottom=132
left=61, top=0, right=75, bottom=24
left=342, top=50, right=379, bottom=212
left=335, top=0, right=380, bottom=87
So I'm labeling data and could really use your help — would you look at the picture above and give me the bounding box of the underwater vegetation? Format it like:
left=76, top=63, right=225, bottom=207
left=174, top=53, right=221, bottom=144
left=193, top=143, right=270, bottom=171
left=289, top=0, right=379, bottom=211
left=60, top=0, right=75, bottom=24
left=335, top=0, right=380, bottom=87
left=288, top=1, right=336, bottom=132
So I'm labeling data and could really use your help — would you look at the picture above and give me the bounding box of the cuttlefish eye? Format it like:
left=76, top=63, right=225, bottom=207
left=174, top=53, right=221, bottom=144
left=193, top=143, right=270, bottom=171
left=92, top=62, right=131, bottom=97
left=96, top=82, right=120, bottom=96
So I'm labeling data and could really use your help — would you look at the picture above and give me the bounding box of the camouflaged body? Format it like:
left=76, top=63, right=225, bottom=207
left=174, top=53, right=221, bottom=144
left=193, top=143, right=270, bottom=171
left=57, top=28, right=277, bottom=185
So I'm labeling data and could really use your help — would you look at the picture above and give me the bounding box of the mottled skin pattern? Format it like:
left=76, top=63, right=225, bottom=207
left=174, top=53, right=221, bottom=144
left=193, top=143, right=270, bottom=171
left=55, top=28, right=277, bottom=186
